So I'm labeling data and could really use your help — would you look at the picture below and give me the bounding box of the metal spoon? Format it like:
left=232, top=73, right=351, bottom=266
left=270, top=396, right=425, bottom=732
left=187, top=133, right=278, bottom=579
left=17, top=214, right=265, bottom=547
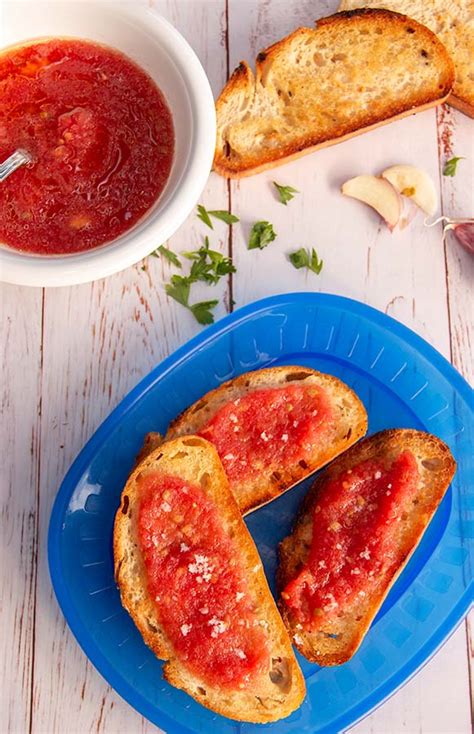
left=0, top=149, right=31, bottom=182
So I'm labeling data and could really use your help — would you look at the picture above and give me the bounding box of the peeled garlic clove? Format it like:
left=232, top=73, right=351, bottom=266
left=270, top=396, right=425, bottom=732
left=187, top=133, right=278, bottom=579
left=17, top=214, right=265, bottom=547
left=382, top=165, right=437, bottom=216
left=341, top=175, right=401, bottom=230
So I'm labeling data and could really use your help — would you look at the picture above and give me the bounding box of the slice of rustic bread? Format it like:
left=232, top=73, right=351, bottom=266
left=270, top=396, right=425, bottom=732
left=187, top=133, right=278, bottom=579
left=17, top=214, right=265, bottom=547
left=214, top=8, right=455, bottom=177
left=114, top=436, right=305, bottom=722
left=163, top=366, right=368, bottom=515
left=339, top=0, right=474, bottom=117
left=278, top=429, right=456, bottom=665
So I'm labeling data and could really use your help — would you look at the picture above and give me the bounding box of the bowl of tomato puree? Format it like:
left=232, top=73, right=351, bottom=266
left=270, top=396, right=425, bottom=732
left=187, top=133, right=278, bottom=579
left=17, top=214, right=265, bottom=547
left=0, top=2, right=216, bottom=286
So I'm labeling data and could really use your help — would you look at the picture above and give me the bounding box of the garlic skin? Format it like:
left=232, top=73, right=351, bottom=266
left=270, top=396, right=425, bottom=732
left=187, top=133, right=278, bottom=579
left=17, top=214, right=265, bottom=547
left=425, top=216, right=474, bottom=255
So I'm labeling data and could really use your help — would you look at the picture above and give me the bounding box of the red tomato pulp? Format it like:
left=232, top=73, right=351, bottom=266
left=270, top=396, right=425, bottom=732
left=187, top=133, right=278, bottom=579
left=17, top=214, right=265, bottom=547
left=282, top=451, right=419, bottom=627
left=138, top=473, right=269, bottom=687
left=0, top=39, right=174, bottom=254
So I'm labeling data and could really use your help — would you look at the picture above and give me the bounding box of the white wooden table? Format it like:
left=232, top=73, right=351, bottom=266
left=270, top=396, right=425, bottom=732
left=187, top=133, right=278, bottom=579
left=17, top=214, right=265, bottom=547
left=1, top=1, right=473, bottom=732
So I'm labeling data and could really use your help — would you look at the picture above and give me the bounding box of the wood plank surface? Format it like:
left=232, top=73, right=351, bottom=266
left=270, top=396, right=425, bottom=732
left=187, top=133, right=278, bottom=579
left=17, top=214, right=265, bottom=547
left=0, top=1, right=472, bottom=733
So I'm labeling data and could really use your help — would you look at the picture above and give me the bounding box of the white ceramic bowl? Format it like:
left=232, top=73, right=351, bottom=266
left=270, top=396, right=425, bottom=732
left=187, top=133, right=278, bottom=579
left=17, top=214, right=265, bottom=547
left=0, top=1, right=216, bottom=286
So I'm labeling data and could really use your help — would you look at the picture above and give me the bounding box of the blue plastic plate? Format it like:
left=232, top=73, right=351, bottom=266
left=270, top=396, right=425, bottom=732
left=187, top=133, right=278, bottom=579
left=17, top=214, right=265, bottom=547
left=49, top=293, right=473, bottom=734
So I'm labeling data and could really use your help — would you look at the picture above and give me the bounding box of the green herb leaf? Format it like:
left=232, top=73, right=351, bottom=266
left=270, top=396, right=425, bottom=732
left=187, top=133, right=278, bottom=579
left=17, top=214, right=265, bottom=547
left=165, top=274, right=191, bottom=306
left=443, top=156, right=464, bottom=177
left=273, top=181, right=299, bottom=205
left=248, top=221, right=277, bottom=250
left=207, top=210, right=240, bottom=225
left=190, top=299, right=219, bottom=325
left=289, top=247, right=323, bottom=275
left=197, top=204, right=213, bottom=229
left=155, top=245, right=181, bottom=268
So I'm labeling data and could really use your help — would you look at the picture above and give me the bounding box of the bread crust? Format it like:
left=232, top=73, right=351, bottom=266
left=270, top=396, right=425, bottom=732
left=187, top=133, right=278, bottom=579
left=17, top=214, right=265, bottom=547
left=277, top=429, right=456, bottom=665
left=164, top=366, right=368, bottom=514
left=214, top=8, right=455, bottom=177
left=114, top=436, right=306, bottom=722
left=338, top=0, right=474, bottom=119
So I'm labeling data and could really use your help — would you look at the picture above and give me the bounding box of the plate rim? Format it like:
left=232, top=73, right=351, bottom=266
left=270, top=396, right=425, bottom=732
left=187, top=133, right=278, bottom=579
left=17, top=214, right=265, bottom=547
left=48, top=291, right=474, bottom=734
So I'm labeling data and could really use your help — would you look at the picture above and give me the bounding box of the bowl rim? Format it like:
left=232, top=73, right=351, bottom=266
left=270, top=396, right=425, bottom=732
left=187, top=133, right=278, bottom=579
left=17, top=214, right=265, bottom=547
left=0, top=4, right=217, bottom=287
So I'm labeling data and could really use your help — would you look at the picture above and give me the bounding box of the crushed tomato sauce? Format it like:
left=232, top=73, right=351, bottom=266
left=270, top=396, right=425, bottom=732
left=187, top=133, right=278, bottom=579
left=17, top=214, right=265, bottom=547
left=0, top=39, right=174, bottom=254
left=198, top=384, right=333, bottom=485
left=138, top=473, right=269, bottom=687
left=282, top=450, right=419, bottom=628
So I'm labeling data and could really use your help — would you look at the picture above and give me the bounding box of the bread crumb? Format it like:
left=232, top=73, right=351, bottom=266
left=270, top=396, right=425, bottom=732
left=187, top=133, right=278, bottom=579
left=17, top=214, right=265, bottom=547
left=281, top=433, right=289, bottom=442
left=260, top=431, right=269, bottom=442
left=161, top=501, right=172, bottom=513
left=293, top=420, right=299, bottom=428
left=318, top=560, right=326, bottom=569
left=328, top=521, right=342, bottom=531
left=180, top=623, right=192, bottom=636
left=350, top=567, right=361, bottom=575
left=293, top=634, right=303, bottom=645
left=224, top=453, right=235, bottom=460
left=229, top=413, right=238, bottom=423
left=374, top=471, right=382, bottom=479
left=180, top=542, right=190, bottom=552
left=199, top=607, right=209, bottom=614
left=236, top=591, right=244, bottom=601
left=235, top=648, right=246, bottom=659
left=359, top=548, right=371, bottom=560
left=336, top=543, right=343, bottom=550
left=253, top=564, right=260, bottom=573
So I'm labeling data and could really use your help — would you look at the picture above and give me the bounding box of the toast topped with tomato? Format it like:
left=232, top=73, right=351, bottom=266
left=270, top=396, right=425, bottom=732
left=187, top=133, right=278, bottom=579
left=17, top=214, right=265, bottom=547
left=157, top=366, right=368, bottom=515
left=114, top=436, right=305, bottom=723
left=278, top=429, right=456, bottom=665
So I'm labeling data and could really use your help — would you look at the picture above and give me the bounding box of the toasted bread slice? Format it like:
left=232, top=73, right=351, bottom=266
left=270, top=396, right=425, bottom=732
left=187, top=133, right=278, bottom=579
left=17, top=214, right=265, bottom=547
left=278, top=429, right=456, bottom=665
left=214, top=8, right=454, bottom=177
left=114, top=436, right=305, bottom=722
left=339, top=0, right=474, bottom=117
left=163, top=366, right=368, bottom=515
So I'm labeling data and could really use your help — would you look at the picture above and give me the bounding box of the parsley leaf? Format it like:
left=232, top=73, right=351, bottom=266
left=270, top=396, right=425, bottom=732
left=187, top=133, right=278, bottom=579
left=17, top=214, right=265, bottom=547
left=207, top=210, right=240, bottom=225
left=155, top=244, right=181, bottom=268
left=443, top=156, right=464, bottom=177
left=289, top=247, right=323, bottom=275
left=273, top=181, right=299, bottom=205
left=189, top=299, right=219, bottom=325
left=248, top=221, right=277, bottom=250
left=184, top=237, right=235, bottom=284
left=197, top=204, right=214, bottom=229
left=165, top=274, right=191, bottom=306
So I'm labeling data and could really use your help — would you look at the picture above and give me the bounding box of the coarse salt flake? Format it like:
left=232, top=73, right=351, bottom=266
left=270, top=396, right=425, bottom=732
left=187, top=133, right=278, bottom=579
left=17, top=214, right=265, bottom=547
left=229, top=413, right=238, bottom=423
left=161, top=501, right=171, bottom=513
left=236, top=591, right=244, bottom=602
left=224, top=453, right=235, bottom=460
left=208, top=617, right=226, bottom=637
left=374, top=471, right=382, bottom=480
left=359, top=548, right=371, bottom=560
left=235, top=648, right=246, bottom=660
left=199, top=606, right=209, bottom=614
left=318, top=560, right=327, bottom=569
left=281, top=433, right=289, bottom=442
left=180, top=623, right=192, bottom=636
left=180, top=542, right=190, bottom=552
left=188, top=554, right=214, bottom=583
left=351, top=567, right=361, bottom=575
left=260, top=431, right=269, bottom=442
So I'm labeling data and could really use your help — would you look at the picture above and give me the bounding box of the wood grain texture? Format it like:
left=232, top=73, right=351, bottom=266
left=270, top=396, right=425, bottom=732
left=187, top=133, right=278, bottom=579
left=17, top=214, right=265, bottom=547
left=1, top=1, right=472, bottom=733
left=0, top=285, right=43, bottom=734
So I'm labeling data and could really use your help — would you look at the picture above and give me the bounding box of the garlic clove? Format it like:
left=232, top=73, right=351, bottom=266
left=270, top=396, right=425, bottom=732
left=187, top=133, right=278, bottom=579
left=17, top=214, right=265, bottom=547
left=381, top=165, right=437, bottom=216
left=341, top=175, right=401, bottom=230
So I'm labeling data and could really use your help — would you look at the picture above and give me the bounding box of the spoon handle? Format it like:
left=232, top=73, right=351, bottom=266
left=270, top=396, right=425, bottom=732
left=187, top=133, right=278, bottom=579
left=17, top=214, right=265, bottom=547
left=0, top=149, right=31, bottom=182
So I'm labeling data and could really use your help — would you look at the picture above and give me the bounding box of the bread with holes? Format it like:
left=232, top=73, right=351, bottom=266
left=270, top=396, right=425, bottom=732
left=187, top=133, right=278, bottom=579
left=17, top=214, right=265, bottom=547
left=114, top=436, right=305, bottom=722
left=339, top=0, right=474, bottom=118
left=278, top=429, right=456, bottom=665
left=214, top=8, right=455, bottom=177
left=159, top=366, right=368, bottom=515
